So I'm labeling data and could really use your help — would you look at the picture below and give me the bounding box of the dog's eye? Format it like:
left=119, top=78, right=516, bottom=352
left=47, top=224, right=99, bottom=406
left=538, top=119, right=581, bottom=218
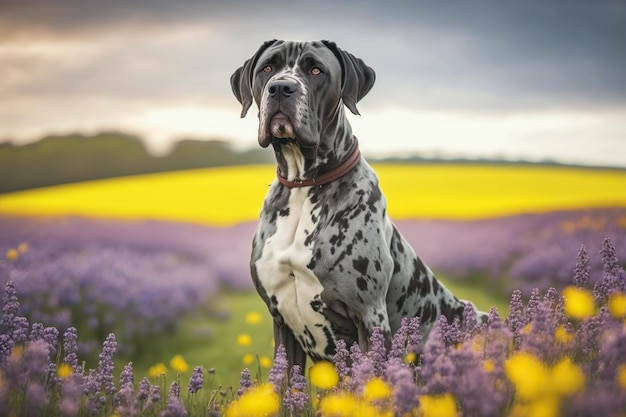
left=311, top=67, right=322, bottom=76
left=262, top=65, right=272, bottom=73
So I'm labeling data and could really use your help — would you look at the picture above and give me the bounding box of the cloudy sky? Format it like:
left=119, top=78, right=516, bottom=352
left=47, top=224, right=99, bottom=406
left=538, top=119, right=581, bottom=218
left=1, top=0, right=625, bottom=166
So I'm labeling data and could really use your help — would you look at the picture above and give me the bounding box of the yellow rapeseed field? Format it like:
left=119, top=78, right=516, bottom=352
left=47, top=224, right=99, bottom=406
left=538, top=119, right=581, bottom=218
left=0, top=164, right=625, bottom=226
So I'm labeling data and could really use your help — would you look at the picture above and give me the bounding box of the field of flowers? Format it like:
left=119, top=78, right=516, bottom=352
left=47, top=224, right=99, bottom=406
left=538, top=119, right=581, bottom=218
left=1, top=164, right=625, bottom=225
left=1, top=238, right=625, bottom=416
left=1, top=163, right=626, bottom=416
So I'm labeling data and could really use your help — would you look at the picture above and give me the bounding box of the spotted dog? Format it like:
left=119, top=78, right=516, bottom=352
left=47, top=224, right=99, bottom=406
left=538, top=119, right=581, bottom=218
left=231, top=40, right=487, bottom=369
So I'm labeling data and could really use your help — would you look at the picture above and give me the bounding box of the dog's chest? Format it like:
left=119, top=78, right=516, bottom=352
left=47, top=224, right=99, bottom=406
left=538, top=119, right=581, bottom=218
left=254, top=187, right=336, bottom=360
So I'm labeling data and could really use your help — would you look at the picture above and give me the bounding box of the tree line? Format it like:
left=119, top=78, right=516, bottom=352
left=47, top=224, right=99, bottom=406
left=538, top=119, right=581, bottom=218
left=0, top=132, right=273, bottom=194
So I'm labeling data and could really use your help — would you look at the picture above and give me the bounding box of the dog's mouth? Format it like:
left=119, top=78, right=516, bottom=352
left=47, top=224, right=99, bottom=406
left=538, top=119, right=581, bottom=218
left=269, top=112, right=296, bottom=143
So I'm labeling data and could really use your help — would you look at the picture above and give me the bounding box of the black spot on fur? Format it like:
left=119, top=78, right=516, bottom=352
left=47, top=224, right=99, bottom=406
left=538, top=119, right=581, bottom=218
left=440, top=298, right=465, bottom=322
left=353, top=256, right=369, bottom=275
left=278, top=208, right=290, bottom=217
left=357, top=277, right=368, bottom=291
left=323, top=326, right=336, bottom=356
left=432, top=277, right=441, bottom=294
left=310, top=295, right=323, bottom=312
left=419, top=277, right=432, bottom=297
left=420, top=302, right=437, bottom=324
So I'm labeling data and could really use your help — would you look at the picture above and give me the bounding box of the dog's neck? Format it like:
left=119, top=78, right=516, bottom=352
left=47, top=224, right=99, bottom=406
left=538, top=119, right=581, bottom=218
left=274, top=120, right=358, bottom=183
left=273, top=108, right=356, bottom=183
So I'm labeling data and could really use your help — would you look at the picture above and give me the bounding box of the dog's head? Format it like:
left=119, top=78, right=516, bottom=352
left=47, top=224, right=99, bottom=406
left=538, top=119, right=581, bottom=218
left=231, top=40, right=375, bottom=150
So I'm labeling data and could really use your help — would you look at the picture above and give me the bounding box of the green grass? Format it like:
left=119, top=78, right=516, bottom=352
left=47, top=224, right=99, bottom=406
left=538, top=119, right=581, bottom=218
left=121, top=278, right=509, bottom=392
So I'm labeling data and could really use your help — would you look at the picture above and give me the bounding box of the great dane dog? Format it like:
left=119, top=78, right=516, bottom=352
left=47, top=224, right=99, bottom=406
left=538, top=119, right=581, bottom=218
left=231, top=40, right=487, bottom=369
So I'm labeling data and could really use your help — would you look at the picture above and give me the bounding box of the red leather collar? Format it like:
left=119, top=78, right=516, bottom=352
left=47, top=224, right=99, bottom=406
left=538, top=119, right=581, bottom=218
left=276, top=139, right=361, bottom=188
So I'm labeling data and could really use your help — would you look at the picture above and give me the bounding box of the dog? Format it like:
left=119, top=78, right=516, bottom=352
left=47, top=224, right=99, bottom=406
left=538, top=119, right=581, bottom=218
left=231, top=40, right=487, bottom=369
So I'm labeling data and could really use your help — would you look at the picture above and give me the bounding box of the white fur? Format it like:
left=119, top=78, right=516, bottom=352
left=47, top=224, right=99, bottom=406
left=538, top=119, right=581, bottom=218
left=254, top=170, right=335, bottom=358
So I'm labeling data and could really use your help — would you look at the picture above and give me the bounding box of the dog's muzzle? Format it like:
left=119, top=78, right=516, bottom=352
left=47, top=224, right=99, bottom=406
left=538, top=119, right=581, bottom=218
left=270, top=112, right=296, bottom=140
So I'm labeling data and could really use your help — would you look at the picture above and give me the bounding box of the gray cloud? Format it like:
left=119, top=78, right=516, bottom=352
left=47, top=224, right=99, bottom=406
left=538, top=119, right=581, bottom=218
left=2, top=0, right=625, bottom=111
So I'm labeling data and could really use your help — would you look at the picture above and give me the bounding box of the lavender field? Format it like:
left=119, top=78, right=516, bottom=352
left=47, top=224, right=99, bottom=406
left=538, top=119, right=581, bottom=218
left=1, top=236, right=625, bottom=416
left=1, top=208, right=626, bottom=416
left=1, top=209, right=625, bottom=356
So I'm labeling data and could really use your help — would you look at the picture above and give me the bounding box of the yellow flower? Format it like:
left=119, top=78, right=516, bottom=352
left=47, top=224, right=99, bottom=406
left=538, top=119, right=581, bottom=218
left=57, top=363, right=73, bottom=379
left=237, top=334, right=253, bottom=346
left=483, top=359, right=495, bottom=373
left=148, top=363, right=167, bottom=378
left=562, top=286, right=596, bottom=320
left=245, top=311, right=263, bottom=324
left=225, top=383, right=280, bottom=417
left=554, top=325, right=573, bottom=344
left=260, top=356, right=273, bottom=369
left=617, top=364, right=626, bottom=389
left=17, top=243, right=28, bottom=253
left=309, top=361, right=339, bottom=390
left=406, top=352, right=417, bottom=364
left=242, top=354, right=255, bottom=366
left=419, top=393, right=458, bottom=417
left=551, top=357, right=585, bottom=396
left=6, top=248, right=18, bottom=261
left=504, top=352, right=550, bottom=400
left=319, top=392, right=360, bottom=417
left=363, top=377, right=392, bottom=402
left=169, top=355, right=189, bottom=373
left=608, top=292, right=626, bottom=319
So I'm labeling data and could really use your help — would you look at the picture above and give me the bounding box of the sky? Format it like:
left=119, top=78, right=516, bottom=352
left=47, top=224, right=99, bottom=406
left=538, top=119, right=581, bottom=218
left=1, top=0, right=626, bottom=167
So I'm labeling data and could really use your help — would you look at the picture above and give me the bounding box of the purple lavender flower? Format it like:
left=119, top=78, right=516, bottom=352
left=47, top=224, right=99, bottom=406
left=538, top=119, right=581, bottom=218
left=333, top=338, right=351, bottom=380
left=237, top=368, right=253, bottom=397
left=63, top=327, right=80, bottom=373
left=572, top=245, right=590, bottom=288
left=168, top=381, right=180, bottom=398
left=143, top=384, right=161, bottom=412
left=405, top=316, right=422, bottom=355
left=98, top=333, right=117, bottom=398
left=519, top=295, right=556, bottom=360
left=284, top=365, right=308, bottom=414
left=577, top=307, right=610, bottom=357
left=137, top=377, right=151, bottom=402
left=116, top=384, right=138, bottom=417
left=160, top=394, right=188, bottom=417
left=368, top=326, right=387, bottom=375
left=29, top=322, right=44, bottom=342
left=188, top=366, right=204, bottom=394
left=349, top=351, right=375, bottom=391
left=349, top=341, right=364, bottom=367
left=594, top=238, right=625, bottom=302
left=436, top=315, right=464, bottom=347
left=386, top=358, right=419, bottom=415
left=120, top=362, right=134, bottom=390
left=462, top=301, right=479, bottom=335
left=59, top=374, right=83, bottom=417
left=12, top=316, right=29, bottom=346
left=84, top=369, right=105, bottom=415
left=601, top=237, right=621, bottom=276
left=268, top=344, right=288, bottom=393
left=389, top=317, right=409, bottom=360
left=1, top=281, right=20, bottom=331
left=42, top=326, right=59, bottom=358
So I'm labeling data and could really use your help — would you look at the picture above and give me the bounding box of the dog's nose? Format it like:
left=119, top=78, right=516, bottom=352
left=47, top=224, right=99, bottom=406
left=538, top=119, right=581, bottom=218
left=268, top=79, right=297, bottom=99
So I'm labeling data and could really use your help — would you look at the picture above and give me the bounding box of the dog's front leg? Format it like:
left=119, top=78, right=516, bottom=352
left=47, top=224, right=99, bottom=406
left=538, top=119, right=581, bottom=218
left=273, top=320, right=307, bottom=371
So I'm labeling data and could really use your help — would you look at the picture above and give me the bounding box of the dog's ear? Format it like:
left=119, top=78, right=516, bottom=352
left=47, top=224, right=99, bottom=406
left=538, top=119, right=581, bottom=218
left=322, top=40, right=376, bottom=116
left=230, top=39, right=278, bottom=118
